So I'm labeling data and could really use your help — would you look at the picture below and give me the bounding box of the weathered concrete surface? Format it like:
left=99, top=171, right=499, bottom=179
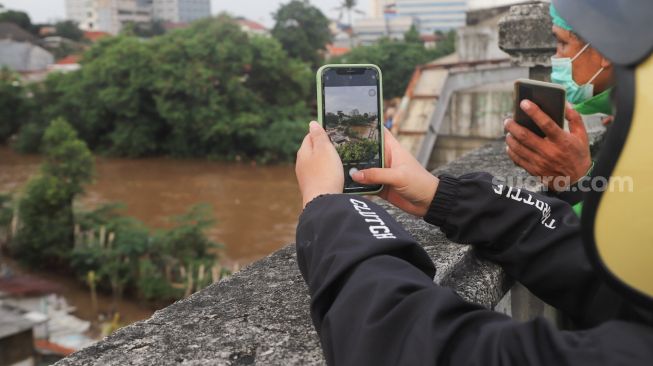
left=498, top=2, right=556, bottom=67
left=55, top=142, right=516, bottom=366
left=56, top=133, right=605, bottom=366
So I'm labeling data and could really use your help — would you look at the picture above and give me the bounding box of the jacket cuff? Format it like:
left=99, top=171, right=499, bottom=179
left=424, top=174, right=460, bottom=227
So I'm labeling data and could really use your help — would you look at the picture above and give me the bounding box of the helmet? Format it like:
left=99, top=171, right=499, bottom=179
left=553, top=0, right=653, bottom=308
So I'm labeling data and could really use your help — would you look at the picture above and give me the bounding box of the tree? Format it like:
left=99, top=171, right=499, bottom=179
left=334, top=38, right=453, bottom=98
left=334, top=0, right=364, bottom=47
left=13, top=119, right=94, bottom=266
left=13, top=14, right=313, bottom=162
left=404, top=24, right=421, bottom=44
left=55, top=20, right=85, bottom=41
left=435, top=30, right=457, bottom=55
left=272, top=0, right=332, bottom=67
left=0, top=69, right=28, bottom=143
left=0, top=10, right=36, bottom=34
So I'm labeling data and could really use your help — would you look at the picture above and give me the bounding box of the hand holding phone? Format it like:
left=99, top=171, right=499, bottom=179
left=317, top=64, right=385, bottom=194
left=295, top=121, right=345, bottom=208
left=514, top=79, right=566, bottom=138
left=351, top=128, right=440, bottom=217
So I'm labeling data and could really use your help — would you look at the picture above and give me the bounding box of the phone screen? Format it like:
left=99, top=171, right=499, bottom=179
left=514, top=80, right=566, bottom=138
left=321, top=67, right=383, bottom=193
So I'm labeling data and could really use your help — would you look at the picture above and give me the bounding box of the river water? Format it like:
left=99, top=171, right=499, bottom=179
left=0, top=145, right=303, bottom=326
left=0, top=146, right=303, bottom=266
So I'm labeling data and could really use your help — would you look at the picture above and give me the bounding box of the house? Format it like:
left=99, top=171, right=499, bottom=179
left=83, top=30, right=111, bottom=43
left=49, top=54, right=82, bottom=73
left=0, top=22, right=37, bottom=44
left=325, top=44, right=350, bottom=60
left=237, top=18, right=269, bottom=37
left=0, top=305, right=38, bottom=366
left=0, top=22, right=55, bottom=81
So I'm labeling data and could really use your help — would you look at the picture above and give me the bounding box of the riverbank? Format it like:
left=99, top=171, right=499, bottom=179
left=0, top=146, right=303, bottom=266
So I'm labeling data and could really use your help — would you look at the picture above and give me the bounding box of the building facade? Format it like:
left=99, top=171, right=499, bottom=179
left=65, top=0, right=211, bottom=34
left=152, top=0, right=211, bottom=23
left=66, top=0, right=152, bottom=34
left=352, top=16, right=417, bottom=46
left=395, top=0, right=468, bottom=34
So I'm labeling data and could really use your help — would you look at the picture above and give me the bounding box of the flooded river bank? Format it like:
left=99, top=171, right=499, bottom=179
left=0, top=146, right=303, bottom=265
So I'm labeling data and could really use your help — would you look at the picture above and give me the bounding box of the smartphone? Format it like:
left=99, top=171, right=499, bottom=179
left=317, top=64, right=385, bottom=194
left=514, top=79, right=566, bottom=138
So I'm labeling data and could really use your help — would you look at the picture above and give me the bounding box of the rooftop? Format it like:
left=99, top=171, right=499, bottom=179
left=0, top=22, right=37, bottom=44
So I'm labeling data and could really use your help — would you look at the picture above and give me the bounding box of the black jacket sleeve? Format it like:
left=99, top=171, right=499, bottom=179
left=296, top=194, right=653, bottom=366
left=425, top=172, right=651, bottom=327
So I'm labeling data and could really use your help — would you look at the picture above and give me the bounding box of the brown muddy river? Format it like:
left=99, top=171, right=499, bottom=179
left=0, top=146, right=303, bottom=266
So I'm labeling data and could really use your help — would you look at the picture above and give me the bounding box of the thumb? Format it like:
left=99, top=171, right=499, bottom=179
left=566, top=103, right=587, bottom=138
left=309, top=121, right=330, bottom=146
left=352, top=168, right=403, bottom=187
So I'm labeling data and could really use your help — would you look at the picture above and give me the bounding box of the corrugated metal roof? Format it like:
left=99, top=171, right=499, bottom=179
left=0, top=39, right=54, bottom=72
left=0, top=22, right=36, bottom=43
left=0, top=305, right=35, bottom=339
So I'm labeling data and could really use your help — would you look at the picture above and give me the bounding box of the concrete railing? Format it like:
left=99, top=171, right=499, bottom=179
left=55, top=126, right=606, bottom=366
left=57, top=2, right=601, bottom=365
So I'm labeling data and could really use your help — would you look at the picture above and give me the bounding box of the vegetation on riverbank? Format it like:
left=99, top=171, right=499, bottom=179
left=0, top=1, right=455, bottom=162
left=1, top=119, right=224, bottom=306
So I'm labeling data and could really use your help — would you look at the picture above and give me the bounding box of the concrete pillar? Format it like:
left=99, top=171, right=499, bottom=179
left=495, top=1, right=560, bottom=324
left=498, top=1, right=556, bottom=80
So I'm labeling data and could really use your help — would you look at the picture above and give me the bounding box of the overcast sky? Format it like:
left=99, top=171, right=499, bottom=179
left=0, top=0, right=352, bottom=26
left=0, top=0, right=524, bottom=26
left=325, top=86, right=378, bottom=115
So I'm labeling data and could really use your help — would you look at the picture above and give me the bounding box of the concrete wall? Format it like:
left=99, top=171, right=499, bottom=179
left=428, top=83, right=513, bottom=170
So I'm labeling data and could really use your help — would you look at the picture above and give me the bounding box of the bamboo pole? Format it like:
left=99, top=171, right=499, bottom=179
left=198, top=264, right=205, bottom=288
left=184, top=264, right=194, bottom=298
left=99, top=226, right=106, bottom=248
left=211, top=265, right=221, bottom=283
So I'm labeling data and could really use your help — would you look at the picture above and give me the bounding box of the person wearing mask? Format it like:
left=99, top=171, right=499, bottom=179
left=294, top=0, right=653, bottom=364
left=505, top=3, right=615, bottom=215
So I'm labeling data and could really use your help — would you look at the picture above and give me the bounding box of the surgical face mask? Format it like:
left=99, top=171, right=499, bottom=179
left=551, top=43, right=605, bottom=104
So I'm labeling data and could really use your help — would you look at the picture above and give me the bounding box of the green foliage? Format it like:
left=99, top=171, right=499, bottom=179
left=13, top=119, right=94, bottom=266
left=404, top=25, right=421, bottom=44
left=0, top=69, right=29, bottom=143
left=256, top=118, right=309, bottom=163
left=0, top=10, right=36, bottom=34
left=14, top=123, right=45, bottom=153
left=272, top=0, right=332, bottom=67
left=121, top=20, right=167, bottom=38
left=70, top=203, right=221, bottom=302
left=336, top=139, right=378, bottom=162
left=0, top=193, right=12, bottom=229
left=28, top=16, right=312, bottom=161
left=55, top=20, right=85, bottom=42
left=157, top=204, right=218, bottom=262
left=436, top=30, right=457, bottom=55
left=333, top=35, right=456, bottom=98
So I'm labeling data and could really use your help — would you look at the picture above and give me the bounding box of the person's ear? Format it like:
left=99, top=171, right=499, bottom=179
left=600, top=56, right=612, bottom=70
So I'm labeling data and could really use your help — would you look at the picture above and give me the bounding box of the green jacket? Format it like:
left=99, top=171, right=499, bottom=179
left=571, top=88, right=613, bottom=216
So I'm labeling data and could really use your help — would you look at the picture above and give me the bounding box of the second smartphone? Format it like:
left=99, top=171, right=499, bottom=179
left=317, top=64, right=385, bottom=194
left=514, top=78, right=566, bottom=138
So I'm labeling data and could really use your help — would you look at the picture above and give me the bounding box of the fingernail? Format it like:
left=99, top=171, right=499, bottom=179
left=504, top=119, right=510, bottom=127
left=309, top=121, right=320, bottom=133
left=566, top=102, right=573, bottom=109
left=352, top=171, right=364, bottom=181
left=520, top=100, right=530, bottom=110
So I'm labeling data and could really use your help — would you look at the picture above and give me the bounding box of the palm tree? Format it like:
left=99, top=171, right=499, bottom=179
left=335, top=0, right=365, bottom=47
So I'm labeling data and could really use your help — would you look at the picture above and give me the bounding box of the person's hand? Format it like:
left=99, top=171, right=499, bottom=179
left=505, top=100, right=592, bottom=191
left=295, top=121, right=344, bottom=208
left=601, top=115, right=614, bottom=126
left=351, top=129, right=439, bottom=217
